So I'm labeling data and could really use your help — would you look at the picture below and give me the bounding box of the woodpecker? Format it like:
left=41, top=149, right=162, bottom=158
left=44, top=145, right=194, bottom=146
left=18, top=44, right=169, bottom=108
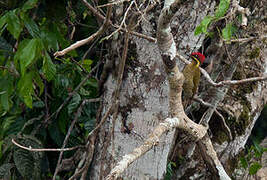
left=182, top=52, right=205, bottom=108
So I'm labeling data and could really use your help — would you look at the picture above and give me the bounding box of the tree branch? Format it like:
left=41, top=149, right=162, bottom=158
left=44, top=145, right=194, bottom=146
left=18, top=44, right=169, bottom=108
left=106, top=117, right=180, bottom=179
left=12, top=139, right=82, bottom=152
left=176, top=52, right=267, bottom=87
left=54, top=1, right=112, bottom=57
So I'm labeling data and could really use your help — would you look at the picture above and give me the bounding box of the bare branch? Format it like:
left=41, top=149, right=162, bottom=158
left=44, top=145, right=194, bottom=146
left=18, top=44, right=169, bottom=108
left=215, top=109, right=232, bottom=141
left=97, top=0, right=130, bottom=8
left=12, top=139, right=82, bottom=152
left=81, top=0, right=157, bottom=42
left=54, top=2, right=112, bottom=57
left=106, top=117, right=180, bottom=179
left=193, top=97, right=233, bottom=141
left=176, top=52, right=267, bottom=87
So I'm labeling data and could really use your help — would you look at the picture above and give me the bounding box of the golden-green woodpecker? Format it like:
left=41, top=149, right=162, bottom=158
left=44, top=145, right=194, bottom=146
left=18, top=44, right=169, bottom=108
left=182, top=52, right=205, bottom=108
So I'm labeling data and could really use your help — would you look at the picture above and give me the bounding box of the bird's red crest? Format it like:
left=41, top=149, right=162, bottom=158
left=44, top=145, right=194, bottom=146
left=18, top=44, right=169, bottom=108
left=191, top=52, right=205, bottom=64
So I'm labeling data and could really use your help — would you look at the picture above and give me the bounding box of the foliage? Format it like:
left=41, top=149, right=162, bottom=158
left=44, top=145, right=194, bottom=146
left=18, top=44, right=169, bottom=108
left=0, top=0, right=102, bottom=179
left=164, top=161, right=176, bottom=180
left=239, top=141, right=267, bottom=175
left=194, top=0, right=238, bottom=41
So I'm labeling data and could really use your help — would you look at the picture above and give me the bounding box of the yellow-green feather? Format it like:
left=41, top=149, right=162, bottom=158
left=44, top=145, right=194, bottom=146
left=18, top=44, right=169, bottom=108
left=182, top=60, right=201, bottom=107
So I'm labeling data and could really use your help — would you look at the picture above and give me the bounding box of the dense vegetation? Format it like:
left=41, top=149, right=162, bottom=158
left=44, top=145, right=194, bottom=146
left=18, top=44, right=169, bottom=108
left=0, top=0, right=102, bottom=178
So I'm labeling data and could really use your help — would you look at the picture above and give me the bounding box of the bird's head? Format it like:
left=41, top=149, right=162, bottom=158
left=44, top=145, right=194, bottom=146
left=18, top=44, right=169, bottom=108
left=191, top=52, right=205, bottom=67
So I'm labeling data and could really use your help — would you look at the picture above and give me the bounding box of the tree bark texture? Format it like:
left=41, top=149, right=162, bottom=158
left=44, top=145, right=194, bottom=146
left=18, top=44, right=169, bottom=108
left=90, top=0, right=266, bottom=179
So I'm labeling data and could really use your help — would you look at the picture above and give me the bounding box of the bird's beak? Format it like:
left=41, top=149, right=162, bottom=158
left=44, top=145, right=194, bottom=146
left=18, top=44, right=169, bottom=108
left=191, top=55, right=200, bottom=67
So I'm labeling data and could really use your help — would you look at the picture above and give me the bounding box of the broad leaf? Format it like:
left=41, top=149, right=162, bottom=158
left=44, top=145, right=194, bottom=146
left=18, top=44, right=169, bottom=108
left=18, top=72, right=34, bottom=108
left=23, top=15, right=40, bottom=38
left=194, top=16, right=214, bottom=35
left=6, top=10, right=22, bottom=40
left=22, top=0, right=39, bottom=11
left=222, top=23, right=237, bottom=41
left=215, top=0, right=230, bottom=19
left=15, top=38, right=42, bottom=76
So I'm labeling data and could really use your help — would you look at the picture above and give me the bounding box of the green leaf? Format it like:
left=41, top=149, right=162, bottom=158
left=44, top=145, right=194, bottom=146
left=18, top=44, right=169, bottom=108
left=240, top=157, right=248, bottom=169
left=194, top=16, right=214, bottom=35
left=82, top=59, right=93, bottom=72
left=33, top=71, right=44, bottom=95
left=18, top=72, right=34, bottom=108
left=23, top=15, right=40, bottom=38
left=67, top=93, right=81, bottom=115
left=15, top=38, right=42, bottom=76
left=249, top=162, right=262, bottom=175
left=0, top=76, right=14, bottom=111
left=6, top=10, right=23, bottom=40
left=0, top=92, right=9, bottom=111
left=222, top=23, right=232, bottom=40
left=1, top=116, right=16, bottom=138
left=215, top=0, right=230, bottom=19
left=253, top=141, right=264, bottom=158
left=42, top=52, right=56, bottom=81
left=22, top=0, right=38, bottom=11
left=0, top=14, right=7, bottom=32
left=222, top=23, right=237, bottom=41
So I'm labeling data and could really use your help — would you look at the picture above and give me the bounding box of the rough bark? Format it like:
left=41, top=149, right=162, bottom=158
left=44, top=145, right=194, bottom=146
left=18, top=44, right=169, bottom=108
left=90, top=0, right=266, bottom=179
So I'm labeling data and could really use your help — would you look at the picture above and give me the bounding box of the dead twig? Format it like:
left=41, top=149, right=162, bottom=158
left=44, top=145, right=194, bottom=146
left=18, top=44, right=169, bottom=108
left=81, top=0, right=156, bottom=43
left=97, top=0, right=130, bottom=8
left=12, top=139, right=83, bottom=152
left=214, top=109, right=233, bottom=141
left=54, top=0, right=112, bottom=57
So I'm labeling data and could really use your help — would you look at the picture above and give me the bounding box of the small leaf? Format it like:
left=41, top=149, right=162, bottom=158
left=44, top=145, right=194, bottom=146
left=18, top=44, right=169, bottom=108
left=6, top=10, right=23, bottom=39
left=215, top=0, right=230, bottom=19
left=249, top=162, right=262, bottom=175
left=22, top=0, right=38, bottom=11
left=240, top=157, right=248, bottom=169
left=194, top=16, right=214, bottom=35
left=18, top=72, right=34, bottom=108
left=42, top=52, right=56, bottom=81
left=82, top=59, right=93, bottom=72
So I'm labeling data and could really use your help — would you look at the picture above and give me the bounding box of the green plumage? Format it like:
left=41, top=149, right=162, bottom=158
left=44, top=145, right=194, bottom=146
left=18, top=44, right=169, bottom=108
left=182, top=60, right=201, bottom=108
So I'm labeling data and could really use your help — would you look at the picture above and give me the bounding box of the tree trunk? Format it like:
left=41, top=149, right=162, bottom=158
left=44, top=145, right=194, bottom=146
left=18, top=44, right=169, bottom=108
left=90, top=0, right=267, bottom=179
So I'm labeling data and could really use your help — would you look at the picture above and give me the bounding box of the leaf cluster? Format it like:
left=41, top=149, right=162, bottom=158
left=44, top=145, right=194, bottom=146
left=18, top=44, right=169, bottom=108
left=0, top=0, right=102, bottom=179
left=194, top=0, right=238, bottom=41
left=239, top=141, right=267, bottom=175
